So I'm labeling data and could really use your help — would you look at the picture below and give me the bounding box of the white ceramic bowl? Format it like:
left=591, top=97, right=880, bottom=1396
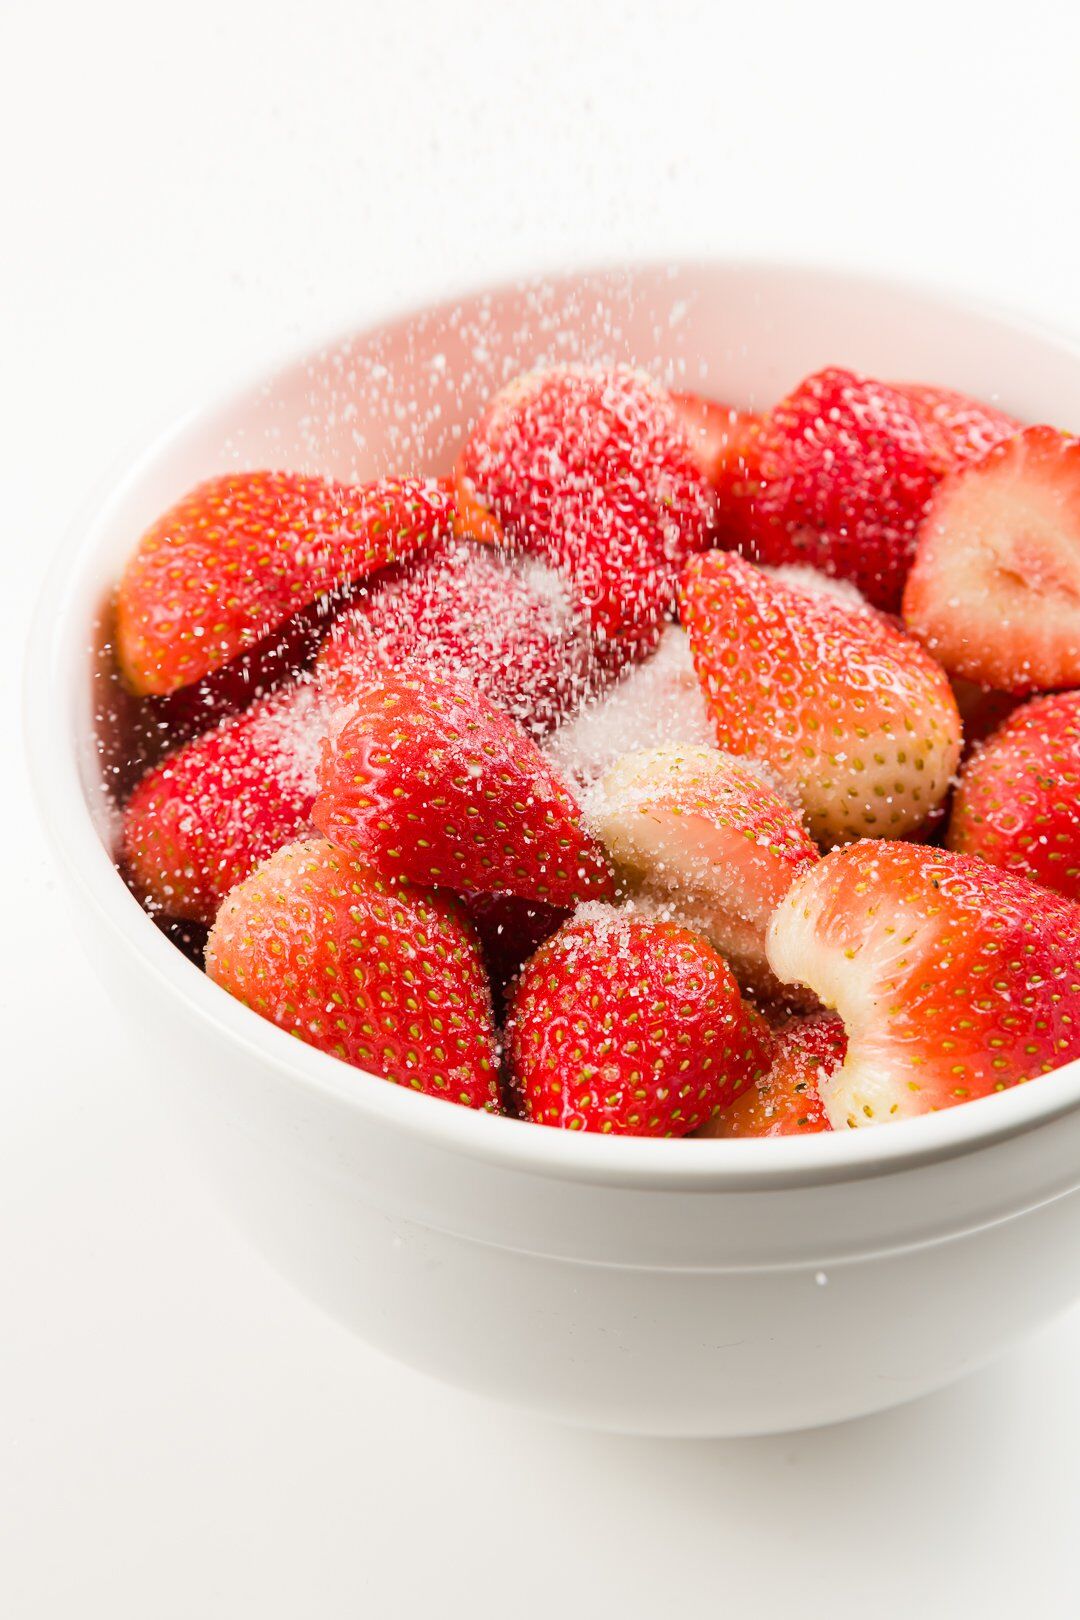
left=26, top=262, right=1080, bottom=1437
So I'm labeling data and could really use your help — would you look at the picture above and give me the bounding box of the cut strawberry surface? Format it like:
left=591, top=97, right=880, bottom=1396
left=116, top=472, right=453, bottom=696
left=947, top=691, right=1080, bottom=902
left=122, top=679, right=338, bottom=926
left=315, top=537, right=600, bottom=735
left=903, top=427, right=1080, bottom=692
left=586, top=744, right=817, bottom=992
left=505, top=905, right=773, bottom=1135
left=697, top=1012, right=843, bottom=1137
left=312, top=671, right=615, bottom=906
left=681, top=552, right=963, bottom=847
left=766, top=841, right=1080, bottom=1127
left=715, top=369, right=1019, bottom=611
left=456, top=365, right=716, bottom=650
left=206, top=839, right=500, bottom=1109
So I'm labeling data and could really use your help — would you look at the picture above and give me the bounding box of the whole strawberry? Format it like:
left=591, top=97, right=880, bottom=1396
left=717, top=368, right=1019, bottom=610
left=505, top=905, right=773, bottom=1135
left=116, top=472, right=452, bottom=695
left=456, top=365, right=716, bottom=652
left=947, top=691, right=1080, bottom=902
left=122, top=680, right=336, bottom=925
left=697, top=1012, right=844, bottom=1138
left=313, top=670, right=615, bottom=906
left=766, top=841, right=1080, bottom=1127
left=205, top=839, right=500, bottom=1110
left=316, top=537, right=600, bottom=735
left=681, top=552, right=963, bottom=847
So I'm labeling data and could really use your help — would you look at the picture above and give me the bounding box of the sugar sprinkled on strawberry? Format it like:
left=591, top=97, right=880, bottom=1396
left=697, top=1012, right=843, bottom=1137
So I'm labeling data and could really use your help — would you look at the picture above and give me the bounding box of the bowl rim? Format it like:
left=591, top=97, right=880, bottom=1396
left=24, top=254, right=1080, bottom=1194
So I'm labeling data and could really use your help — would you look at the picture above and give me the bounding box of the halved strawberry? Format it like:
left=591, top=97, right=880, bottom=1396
left=585, top=744, right=817, bottom=992
left=312, top=671, right=615, bottom=906
left=205, top=839, right=500, bottom=1109
left=671, top=390, right=761, bottom=494
left=681, top=552, right=963, bottom=847
left=315, top=537, right=600, bottom=736
left=505, top=905, right=773, bottom=1135
left=122, top=679, right=337, bottom=925
left=766, top=841, right=1080, bottom=1127
left=116, top=472, right=452, bottom=696
left=716, top=369, right=1019, bottom=611
left=947, top=691, right=1080, bottom=902
left=903, top=427, right=1080, bottom=692
left=455, top=365, right=716, bottom=651
left=697, top=1012, right=843, bottom=1137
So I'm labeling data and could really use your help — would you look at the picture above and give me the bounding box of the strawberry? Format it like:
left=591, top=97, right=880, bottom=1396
left=122, top=679, right=337, bottom=926
left=116, top=472, right=453, bottom=696
left=681, top=552, right=963, bottom=847
left=315, top=537, right=600, bottom=736
left=460, top=891, right=569, bottom=1004
left=585, top=744, right=818, bottom=992
left=947, top=691, right=1080, bottom=902
left=505, top=905, right=773, bottom=1135
left=312, top=671, right=615, bottom=906
left=717, top=369, right=1019, bottom=611
left=902, top=427, right=1080, bottom=693
left=697, top=1012, right=843, bottom=1137
left=766, top=841, right=1080, bottom=1127
left=671, top=390, right=761, bottom=493
left=455, top=365, right=716, bottom=651
left=205, top=839, right=500, bottom=1109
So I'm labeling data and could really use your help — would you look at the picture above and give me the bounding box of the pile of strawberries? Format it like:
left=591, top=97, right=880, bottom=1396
left=113, top=358, right=1080, bottom=1137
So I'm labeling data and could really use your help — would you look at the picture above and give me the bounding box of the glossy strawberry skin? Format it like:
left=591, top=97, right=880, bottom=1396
left=505, top=907, right=774, bottom=1136
left=205, top=839, right=500, bottom=1110
left=456, top=365, right=716, bottom=650
left=948, top=692, right=1080, bottom=902
left=767, top=842, right=1080, bottom=1127
left=698, top=1012, right=843, bottom=1137
left=122, top=680, right=334, bottom=926
left=671, top=390, right=761, bottom=494
left=116, top=472, right=453, bottom=696
left=717, top=369, right=1018, bottom=611
left=315, top=537, right=600, bottom=736
left=902, top=427, right=1080, bottom=693
left=681, top=552, right=963, bottom=847
left=312, top=671, right=615, bottom=907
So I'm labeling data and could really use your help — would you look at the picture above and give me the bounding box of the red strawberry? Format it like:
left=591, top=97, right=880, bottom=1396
left=766, top=841, right=1080, bottom=1126
left=312, top=671, right=615, bottom=906
left=951, top=677, right=1023, bottom=754
left=205, top=839, right=500, bottom=1109
left=455, top=365, right=716, bottom=651
left=585, top=743, right=818, bottom=992
left=697, top=1012, right=843, bottom=1137
left=116, top=472, right=452, bottom=696
left=122, top=679, right=337, bottom=926
left=897, top=383, right=1021, bottom=467
left=671, top=390, right=761, bottom=493
left=681, top=553, right=963, bottom=847
left=505, top=905, right=773, bottom=1135
left=718, top=369, right=1018, bottom=611
left=315, top=537, right=601, bottom=736
left=460, top=891, right=569, bottom=1004
left=947, top=691, right=1080, bottom=902
left=902, top=427, right=1080, bottom=692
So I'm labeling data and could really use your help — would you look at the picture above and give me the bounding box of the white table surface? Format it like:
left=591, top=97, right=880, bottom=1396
left=3, top=3, right=1079, bottom=1614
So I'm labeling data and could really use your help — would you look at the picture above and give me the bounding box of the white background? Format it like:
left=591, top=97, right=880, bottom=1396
left=3, top=2, right=1080, bottom=1614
